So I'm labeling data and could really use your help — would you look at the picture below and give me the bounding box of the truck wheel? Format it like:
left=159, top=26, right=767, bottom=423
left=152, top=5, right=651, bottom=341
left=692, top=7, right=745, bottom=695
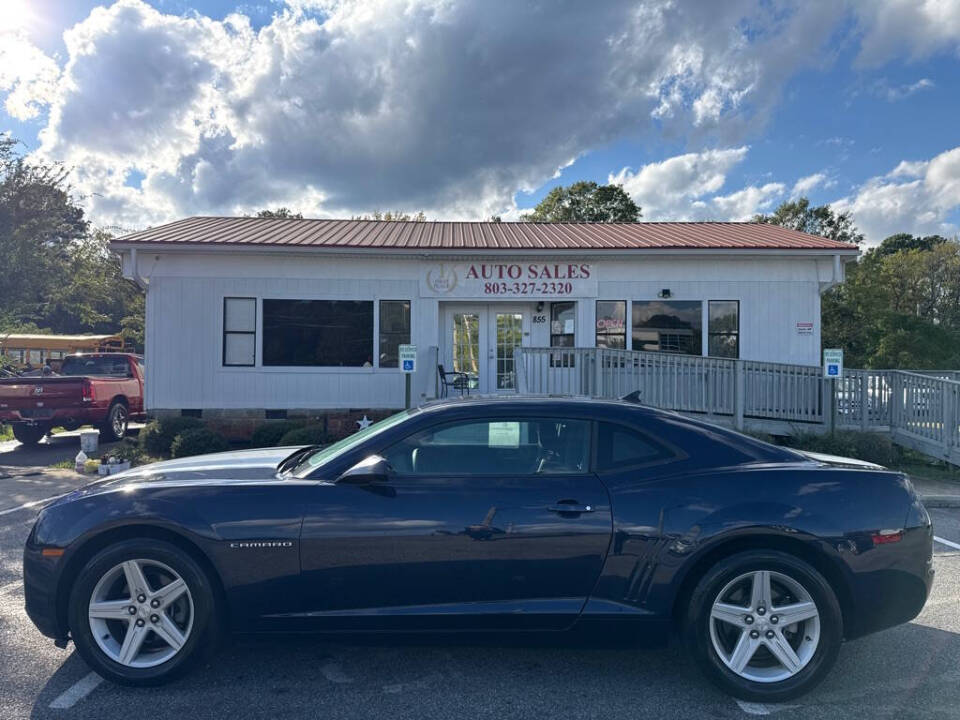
left=12, top=424, right=46, bottom=446
left=101, top=401, right=129, bottom=442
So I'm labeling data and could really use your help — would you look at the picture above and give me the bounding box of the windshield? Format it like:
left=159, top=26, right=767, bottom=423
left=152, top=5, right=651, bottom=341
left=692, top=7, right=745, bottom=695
left=289, top=409, right=416, bottom=478
left=61, top=355, right=130, bottom=376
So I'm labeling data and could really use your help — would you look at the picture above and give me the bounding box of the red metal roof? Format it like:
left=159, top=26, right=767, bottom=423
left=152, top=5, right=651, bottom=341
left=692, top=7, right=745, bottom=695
left=112, top=217, right=858, bottom=252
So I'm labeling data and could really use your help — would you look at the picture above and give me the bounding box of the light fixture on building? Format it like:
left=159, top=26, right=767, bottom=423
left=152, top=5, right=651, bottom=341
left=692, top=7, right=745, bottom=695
left=658, top=288, right=672, bottom=298
left=535, top=301, right=544, bottom=312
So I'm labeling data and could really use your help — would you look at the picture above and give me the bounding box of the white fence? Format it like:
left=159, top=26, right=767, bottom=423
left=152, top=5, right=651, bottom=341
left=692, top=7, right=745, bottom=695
left=514, top=347, right=960, bottom=466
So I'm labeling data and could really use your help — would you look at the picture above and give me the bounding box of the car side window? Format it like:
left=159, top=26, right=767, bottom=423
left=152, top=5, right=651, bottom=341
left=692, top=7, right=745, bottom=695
left=383, top=418, right=591, bottom=476
left=595, top=422, right=674, bottom=471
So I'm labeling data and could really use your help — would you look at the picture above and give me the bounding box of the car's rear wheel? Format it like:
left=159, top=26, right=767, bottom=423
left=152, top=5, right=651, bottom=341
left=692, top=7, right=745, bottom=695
left=12, top=423, right=46, bottom=446
left=684, top=550, right=842, bottom=702
left=101, top=401, right=129, bottom=442
left=68, top=539, right=217, bottom=685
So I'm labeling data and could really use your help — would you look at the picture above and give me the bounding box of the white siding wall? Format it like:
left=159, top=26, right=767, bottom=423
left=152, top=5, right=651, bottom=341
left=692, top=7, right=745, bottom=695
left=139, top=251, right=833, bottom=411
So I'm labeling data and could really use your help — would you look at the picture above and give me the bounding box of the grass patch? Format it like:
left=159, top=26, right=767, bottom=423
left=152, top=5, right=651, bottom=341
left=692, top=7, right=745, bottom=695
left=0, top=424, right=12, bottom=442
left=889, top=452, right=960, bottom=487
left=49, top=459, right=74, bottom=470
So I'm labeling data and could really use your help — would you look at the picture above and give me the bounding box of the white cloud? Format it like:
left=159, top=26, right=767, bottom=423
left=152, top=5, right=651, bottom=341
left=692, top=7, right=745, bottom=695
left=791, top=172, right=827, bottom=198
left=704, top=182, right=785, bottom=220
left=870, top=77, right=935, bottom=102
left=2, top=0, right=958, bottom=227
left=852, top=0, right=960, bottom=66
left=9, top=0, right=857, bottom=225
left=609, top=147, right=748, bottom=220
left=0, top=31, right=60, bottom=120
left=832, top=146, right=960, bottom=243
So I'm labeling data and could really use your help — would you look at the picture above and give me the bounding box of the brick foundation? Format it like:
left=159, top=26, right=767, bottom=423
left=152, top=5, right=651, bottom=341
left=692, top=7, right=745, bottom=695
left=150, top=408, right=400, bottom=442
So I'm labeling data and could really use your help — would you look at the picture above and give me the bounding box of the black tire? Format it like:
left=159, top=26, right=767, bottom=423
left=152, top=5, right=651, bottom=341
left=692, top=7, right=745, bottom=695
left=12, top=423, right=46, bottom=446
left=68, top=538, right=218, bottom=686
left=101, top=401, right=129, bottom=442
left=683, top=550, right=842, bottom=702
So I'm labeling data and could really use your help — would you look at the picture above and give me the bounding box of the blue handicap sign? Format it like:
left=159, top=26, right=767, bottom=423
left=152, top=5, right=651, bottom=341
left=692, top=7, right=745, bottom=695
left=827, top=365, right=838, bottom=376
left=402, top=359, right=414, bottom=371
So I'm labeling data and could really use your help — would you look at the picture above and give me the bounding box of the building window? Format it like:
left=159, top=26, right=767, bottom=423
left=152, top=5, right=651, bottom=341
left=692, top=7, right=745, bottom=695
left=595, top=301, right=626, bottom=349
left=223, top=297, right=256, bottom=367
left=263, top=299, right=373, bottom=367
left=550, top=301, right=576, bottom=367
left=708, top=300, right=739, bottom=358
left=379, top=300, right=411, bottom=368
left=632, top=300, right=703, bottom=355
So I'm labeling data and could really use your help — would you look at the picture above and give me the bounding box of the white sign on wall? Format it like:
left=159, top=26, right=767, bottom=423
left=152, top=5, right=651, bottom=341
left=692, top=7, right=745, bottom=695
left=421, top=262, right=597, bottom=298
left=796, top=321, right=814, bottom=335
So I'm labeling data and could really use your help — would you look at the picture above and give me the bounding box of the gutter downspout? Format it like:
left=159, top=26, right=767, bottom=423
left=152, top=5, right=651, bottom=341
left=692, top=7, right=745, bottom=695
left=819, top=253, right=846, bottom=293
left=130, top=248, right=149, bottom=291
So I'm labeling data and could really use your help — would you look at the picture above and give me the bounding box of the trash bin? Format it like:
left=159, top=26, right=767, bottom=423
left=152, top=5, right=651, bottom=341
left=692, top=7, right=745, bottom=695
left=79, top=428, right=99, bottom=455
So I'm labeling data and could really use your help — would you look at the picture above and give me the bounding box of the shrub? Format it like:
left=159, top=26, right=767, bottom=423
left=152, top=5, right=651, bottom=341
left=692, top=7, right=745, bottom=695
left=251, top=420, right=304, bottom=448
left=278, top=424, right=328, bottom=447
left=138, top=416, right=204, bottom=456
left=103, top=439, right=147, bottom=465
left=170, top=428, right=231, bottom=458
left=786, top=430, right=902, bottom=468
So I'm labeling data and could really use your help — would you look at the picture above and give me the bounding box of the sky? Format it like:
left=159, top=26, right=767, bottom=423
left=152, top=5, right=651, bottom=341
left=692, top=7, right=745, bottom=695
left=1, top=0, right=959, bottom=245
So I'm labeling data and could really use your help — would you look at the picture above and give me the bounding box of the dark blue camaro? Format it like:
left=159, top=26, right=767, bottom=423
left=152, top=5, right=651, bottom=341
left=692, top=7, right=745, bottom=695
left=24, top=397, right=933, bottom=701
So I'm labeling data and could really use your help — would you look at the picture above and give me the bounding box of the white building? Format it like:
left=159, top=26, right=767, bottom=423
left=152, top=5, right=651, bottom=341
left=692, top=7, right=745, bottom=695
left=112, top=218, right=857, bottom=432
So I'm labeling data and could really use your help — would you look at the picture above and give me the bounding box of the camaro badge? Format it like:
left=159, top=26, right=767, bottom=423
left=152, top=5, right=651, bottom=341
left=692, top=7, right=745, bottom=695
left=229, top=541, right=294, bottom=549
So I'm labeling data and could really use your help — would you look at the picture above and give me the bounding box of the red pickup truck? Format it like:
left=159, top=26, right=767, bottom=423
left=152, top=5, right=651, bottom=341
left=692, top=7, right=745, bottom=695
left=0, top=353, right=145, bottom=446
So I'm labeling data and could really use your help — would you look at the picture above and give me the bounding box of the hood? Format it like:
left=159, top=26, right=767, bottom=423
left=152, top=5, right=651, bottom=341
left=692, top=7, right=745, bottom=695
left=90, top=445, right=310, bottom=489
left=793, top=449, right=885, bottom=470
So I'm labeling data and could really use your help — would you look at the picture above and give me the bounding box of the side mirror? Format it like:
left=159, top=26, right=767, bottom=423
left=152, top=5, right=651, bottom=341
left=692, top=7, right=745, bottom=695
left=337, top=454, right=391, bottom=484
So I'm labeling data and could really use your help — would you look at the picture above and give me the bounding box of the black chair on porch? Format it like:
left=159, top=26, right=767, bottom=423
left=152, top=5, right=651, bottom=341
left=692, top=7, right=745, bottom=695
left=437, top=365, right=471, bottom=398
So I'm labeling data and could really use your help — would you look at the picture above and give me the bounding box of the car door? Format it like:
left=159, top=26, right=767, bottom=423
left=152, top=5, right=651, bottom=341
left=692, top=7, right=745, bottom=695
left=297, top=415, right=612, bottom=632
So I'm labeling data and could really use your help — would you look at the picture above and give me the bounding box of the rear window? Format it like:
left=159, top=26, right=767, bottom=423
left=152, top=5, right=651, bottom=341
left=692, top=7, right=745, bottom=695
left=595, top=422, right=675, bottom=471
left=60, top=356, right=130, bottom=376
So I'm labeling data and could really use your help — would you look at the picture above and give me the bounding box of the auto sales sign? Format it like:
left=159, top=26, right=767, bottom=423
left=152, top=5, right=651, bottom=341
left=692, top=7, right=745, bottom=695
left=421, top=262, right=597, bottom=298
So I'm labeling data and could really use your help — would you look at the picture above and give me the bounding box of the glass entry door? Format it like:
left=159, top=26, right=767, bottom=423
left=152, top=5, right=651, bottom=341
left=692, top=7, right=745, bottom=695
left=492, top=310, right=524, bottom=391
left=443, top=304, right=530, bottom=395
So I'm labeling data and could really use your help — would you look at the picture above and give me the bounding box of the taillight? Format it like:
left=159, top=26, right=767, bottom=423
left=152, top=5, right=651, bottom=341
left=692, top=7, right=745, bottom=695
left=872, top=530, right=903, bottom=545
left=81, top=379, right=93, bottom=402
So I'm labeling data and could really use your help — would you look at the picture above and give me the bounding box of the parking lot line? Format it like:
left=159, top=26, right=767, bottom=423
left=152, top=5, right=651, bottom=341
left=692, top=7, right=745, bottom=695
left=0, top=491, right=68, bottom=518
left=48, top=672, right=103, bottom=709
left=934, top=536, right=960, bottom=551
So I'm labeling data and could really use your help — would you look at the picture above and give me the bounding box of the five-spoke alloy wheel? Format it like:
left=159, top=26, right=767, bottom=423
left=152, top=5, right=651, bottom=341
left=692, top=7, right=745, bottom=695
left=69, top=539, right=216, bottom=685
left=685, top=550, right=842, bottom=702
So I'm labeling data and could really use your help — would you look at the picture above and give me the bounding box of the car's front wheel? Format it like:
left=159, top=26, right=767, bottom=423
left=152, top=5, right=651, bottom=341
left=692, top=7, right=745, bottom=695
left=68, top=539, right=217, bottom=685
left=684, top=550, right=842, bottom=702
left=100, top=401, right=129, bottom=442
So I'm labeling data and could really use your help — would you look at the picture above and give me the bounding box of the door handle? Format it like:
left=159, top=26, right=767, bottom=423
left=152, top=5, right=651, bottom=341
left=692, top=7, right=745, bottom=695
left=548, top=501, right=595, bottom=514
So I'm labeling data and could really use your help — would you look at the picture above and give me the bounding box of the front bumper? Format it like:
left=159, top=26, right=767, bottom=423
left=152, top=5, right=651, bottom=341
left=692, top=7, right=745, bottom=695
left=23, top=538, right=68, bottom=641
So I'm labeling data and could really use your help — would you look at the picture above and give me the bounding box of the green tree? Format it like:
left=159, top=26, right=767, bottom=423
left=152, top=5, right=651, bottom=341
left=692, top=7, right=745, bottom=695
left=0, top=137, right=144, bottom=349
left=873, top=232, right=948, bottom=256
left=754, top=197, right=863, bottom=245
left=255, top=208, right=303, bottom=219
left=351, top=211, right=427, bottom=221
left=522, top=181, right=640, bottom=223
left=0, top=136, right=89, bottom=329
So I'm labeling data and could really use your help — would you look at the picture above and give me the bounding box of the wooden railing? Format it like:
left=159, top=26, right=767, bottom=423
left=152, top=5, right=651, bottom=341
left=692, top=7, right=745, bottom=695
left=514, top=347, right=960, bottom=465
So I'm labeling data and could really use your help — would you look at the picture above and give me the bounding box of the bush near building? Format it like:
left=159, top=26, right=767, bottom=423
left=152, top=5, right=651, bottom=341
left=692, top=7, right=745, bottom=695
left=170, top=427, right=231, bottom=458
left=250, top=420, right=305, bottom=448
left=278, top=424, right=328, bottom=447
left=138, top=416, right=204, bottom=456
left=784, top=430, right=903, bottom=468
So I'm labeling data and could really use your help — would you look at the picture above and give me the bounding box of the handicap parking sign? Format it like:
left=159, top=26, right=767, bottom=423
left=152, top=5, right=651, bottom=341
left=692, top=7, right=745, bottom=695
left=399, top=344, right=416, bottom=374
left=823, top=349, right=843, bottom=379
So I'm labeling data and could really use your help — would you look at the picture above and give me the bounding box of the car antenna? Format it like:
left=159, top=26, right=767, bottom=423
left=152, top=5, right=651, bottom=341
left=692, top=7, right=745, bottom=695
left=621, top=390, right=644, bottom=404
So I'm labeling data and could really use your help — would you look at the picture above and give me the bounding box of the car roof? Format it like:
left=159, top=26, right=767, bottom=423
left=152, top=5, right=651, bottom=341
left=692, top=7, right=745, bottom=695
left=417, top=393, right=673, bottom=418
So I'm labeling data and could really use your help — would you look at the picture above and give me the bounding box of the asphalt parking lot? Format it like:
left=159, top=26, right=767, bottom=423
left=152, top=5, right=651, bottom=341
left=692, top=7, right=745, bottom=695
left=1, top=465, right=959, bottom=720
